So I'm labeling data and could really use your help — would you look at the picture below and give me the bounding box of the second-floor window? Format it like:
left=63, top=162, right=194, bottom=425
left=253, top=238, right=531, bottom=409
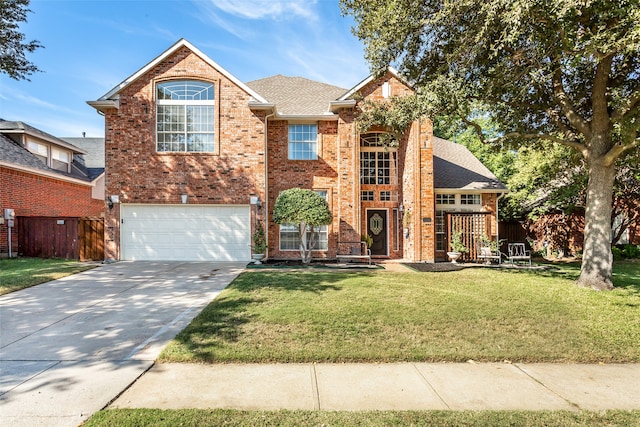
left=27, top=140, right=71, bottom=173
left=288, top=124, right=318, bottom=160
left=360, top=132, right=397, bottom=185
left=156, top=80, right=215, bottom=153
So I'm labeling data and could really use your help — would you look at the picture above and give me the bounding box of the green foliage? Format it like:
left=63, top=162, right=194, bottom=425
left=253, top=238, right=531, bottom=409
left=613, top=245, right=640, bottom=261
left=343, top=0, right=640, bottom=288
left=251, top=221, right=267, bottom=254
left=0, top=0, right=42, bottom=80
left=449, top=231, right=468, bottom=253
left=361, top=234, right=373, bottom=249
left=356, top=94, right=432, bottom=143
left=272, top=188, right=332, bottom=228
left=272, top=188, right=333, bottom=263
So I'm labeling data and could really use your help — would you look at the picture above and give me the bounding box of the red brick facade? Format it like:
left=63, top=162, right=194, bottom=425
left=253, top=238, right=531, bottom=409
left=95, top=41, right=504, bottom=263
left=0, top=166, right=103, bottom=257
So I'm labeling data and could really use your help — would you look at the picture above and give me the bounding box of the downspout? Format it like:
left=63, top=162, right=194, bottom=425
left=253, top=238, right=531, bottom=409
left=496, top=192, right=506, bottom=244
left=263, top=111, right=275, bottom=261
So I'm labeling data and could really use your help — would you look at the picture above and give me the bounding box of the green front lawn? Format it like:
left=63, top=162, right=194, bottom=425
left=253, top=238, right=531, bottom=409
left=84, top=408, right=640, bottom=427
left=0, top=257, right=97, bottom=295
left=159, top=261, right=640, bottom=364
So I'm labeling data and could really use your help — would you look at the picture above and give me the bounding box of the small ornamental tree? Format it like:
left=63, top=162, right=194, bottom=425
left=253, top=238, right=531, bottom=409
left=272, top=188, right=333, bottom=264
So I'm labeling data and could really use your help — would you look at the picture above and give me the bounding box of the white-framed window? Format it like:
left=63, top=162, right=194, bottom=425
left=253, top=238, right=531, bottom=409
left=435, top=210, right=446, bottom=251
left=360, top=133, right=397, bottom=185
left=27, top=140, right=49, bottom=165
left=436, top=194, right=456, bottom=205
left=156, top=80, right=215, bottom=152
left=26, top=140, right=72, bottom=173
left=461, top=194, right=481, bottom=205
left=361, top=191, right=375, bottom=201
left=279, top=190, right=328, bottom=251
left=288, top=124, right=318, bottom=160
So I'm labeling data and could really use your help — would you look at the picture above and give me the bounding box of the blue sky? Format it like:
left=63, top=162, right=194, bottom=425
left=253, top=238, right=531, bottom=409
left=0, top=0, right=369, bottom=138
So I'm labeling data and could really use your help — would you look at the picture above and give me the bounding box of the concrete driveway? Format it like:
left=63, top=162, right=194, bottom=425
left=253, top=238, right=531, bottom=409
left=0, top=261, right=245, bottom=427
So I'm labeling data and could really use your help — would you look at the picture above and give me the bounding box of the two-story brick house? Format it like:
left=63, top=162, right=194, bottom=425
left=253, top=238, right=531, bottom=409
left=89, top=39, right=506, bottom=263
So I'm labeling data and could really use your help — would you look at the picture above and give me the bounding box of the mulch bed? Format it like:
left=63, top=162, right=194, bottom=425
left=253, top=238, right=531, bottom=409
left=402, top=263, right=468, bottom=272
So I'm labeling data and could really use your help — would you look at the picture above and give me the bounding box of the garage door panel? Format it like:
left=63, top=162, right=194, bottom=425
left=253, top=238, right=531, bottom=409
left=121, top=204, right=250, bottom=261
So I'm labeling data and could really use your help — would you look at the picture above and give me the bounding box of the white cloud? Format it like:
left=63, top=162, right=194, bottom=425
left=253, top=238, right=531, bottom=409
left=206, top=0, right=318, bottom=20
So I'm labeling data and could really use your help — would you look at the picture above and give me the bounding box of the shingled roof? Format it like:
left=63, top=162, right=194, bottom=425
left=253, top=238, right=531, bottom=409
left=433, top=137, right=508, bottom=191
left=0, top=120, right=97, bottom=183
left=246, top=75, right=347, bottom=116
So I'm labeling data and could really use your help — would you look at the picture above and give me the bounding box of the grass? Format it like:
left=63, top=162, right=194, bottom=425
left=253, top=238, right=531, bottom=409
left=159, top=261, right=640, bottom=364
left=84, top=408, right=640, bottom=426
left=0, top=257, right=97, bottom=295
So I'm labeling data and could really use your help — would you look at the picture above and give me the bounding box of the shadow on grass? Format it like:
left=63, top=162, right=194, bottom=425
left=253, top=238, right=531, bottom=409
left=164, top=271, right=370, bottom=362
left=231, top=270, right=375, bottom=293
left=486, top=261, right=640, bottom=294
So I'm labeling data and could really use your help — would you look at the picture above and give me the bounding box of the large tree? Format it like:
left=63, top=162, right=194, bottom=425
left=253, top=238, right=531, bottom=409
left=0, top=0, right=42, bottom=80
left=342, top=0, right=640, bottom=290
left=272, top=188, right=333, bottom=264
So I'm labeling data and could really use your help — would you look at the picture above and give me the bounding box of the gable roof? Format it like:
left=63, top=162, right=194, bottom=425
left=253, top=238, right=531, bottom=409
left=0, top=120, right=87, bottom=154
left=247, top=75, right=347, bottom=117
left=338, top=66, right=408, bottom=101
left=60, top=137, right=105, bottom=168
left=0, top=120, right=98, bottom=184
left=89, top=38, right=269, bottom=109
left=433, top=137, right=508, bottom=192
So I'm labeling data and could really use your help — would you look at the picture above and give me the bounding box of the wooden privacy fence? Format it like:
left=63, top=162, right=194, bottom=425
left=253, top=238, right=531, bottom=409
left=18, top=217, right=104, bottom=261
left=447, top=212, right=491, bottom=261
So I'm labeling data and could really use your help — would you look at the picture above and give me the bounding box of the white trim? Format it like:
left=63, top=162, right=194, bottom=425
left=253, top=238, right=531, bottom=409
left=276, top=114, right=338, bottom=121
left=435, top=188, right=509, bottom=194
left=86, top=99, right=119, bottom=112
left=0, top=161, right=95, bottom=187
left=93, top=39, right=269, bottom=104
left=338, top=66, right=404, bottom=101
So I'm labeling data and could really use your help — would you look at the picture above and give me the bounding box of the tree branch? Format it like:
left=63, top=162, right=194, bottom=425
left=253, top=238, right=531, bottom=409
left=611, top=89, right=640, bottom=121
left=552, top=64, right=591, bottom=138
left=603, top=138, right=640, bottom=167
left=488, top=132, right=587, bottom=155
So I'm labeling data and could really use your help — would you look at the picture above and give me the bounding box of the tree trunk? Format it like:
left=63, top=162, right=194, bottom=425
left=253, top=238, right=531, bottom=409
left=577, top=159, right=616, bottom=290
left=298, top=222, right=312, bottom=264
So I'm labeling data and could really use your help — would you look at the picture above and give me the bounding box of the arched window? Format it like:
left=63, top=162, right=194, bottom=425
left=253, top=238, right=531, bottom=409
left=359, top=132, right=397, bottom=185
left=156, top=80, right=215, bottom=152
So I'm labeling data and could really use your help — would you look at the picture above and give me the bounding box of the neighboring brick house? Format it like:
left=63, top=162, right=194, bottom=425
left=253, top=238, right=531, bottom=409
left=88, top=39, right=507, bottom=263
left=0, top=120, right=105, bottom=258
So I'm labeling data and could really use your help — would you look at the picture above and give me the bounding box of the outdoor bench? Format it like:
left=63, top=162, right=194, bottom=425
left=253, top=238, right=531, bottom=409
left=477, top=247, right=502, bottom=264
left=336, top=241, right=372, bottom=265
left=507, top=243, right=531, bottom=266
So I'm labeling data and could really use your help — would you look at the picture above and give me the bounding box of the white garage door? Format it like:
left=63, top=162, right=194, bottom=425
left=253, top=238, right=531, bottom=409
left=120, top=204, right=250, bottom=261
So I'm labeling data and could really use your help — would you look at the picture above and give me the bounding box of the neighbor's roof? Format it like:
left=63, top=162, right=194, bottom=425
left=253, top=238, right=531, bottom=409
left=0, top=120, right=87, bottom=154
left=0, top=134, right=52, bottom=172
left=0, top=122, right=97, bottom=184
left=433, top=137, right=508, bottom=191
left=60, top=137, right=105, bottom=168
left=247, top=75, right=347, bottom=116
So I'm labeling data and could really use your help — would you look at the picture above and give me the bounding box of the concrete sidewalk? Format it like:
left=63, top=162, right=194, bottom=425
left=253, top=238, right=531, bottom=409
left=111, top=362, right=640, bottom=411
left=0, top=261, right=245, bottom=427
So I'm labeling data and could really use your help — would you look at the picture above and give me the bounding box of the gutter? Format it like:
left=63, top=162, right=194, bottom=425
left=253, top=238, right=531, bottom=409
left=0, top=161, right=95, bottom=186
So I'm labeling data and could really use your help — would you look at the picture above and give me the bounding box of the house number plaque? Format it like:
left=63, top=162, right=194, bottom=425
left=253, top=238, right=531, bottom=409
left=370, top=213, right=383, bottom=235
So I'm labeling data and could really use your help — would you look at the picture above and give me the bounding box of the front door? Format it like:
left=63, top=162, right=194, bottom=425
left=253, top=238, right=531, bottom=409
left=367, top=210, right=388, bottom=256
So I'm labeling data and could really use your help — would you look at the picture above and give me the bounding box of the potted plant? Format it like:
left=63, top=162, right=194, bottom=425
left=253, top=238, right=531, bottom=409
left=361, top=234, right=373, bottom=250
left=447, top=231, right=468, bottom=263
left=478, top=234, right=504, bottom=252
left=251, top=220, right=267, bottom=264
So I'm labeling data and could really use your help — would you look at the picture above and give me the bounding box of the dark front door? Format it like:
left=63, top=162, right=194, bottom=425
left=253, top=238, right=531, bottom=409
left=367, top=210, right=388, bottom=256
